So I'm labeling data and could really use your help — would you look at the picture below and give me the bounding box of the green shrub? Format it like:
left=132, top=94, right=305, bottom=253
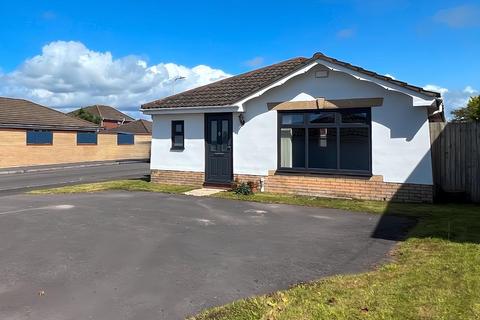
left=233, top=182, right=253, bottom=195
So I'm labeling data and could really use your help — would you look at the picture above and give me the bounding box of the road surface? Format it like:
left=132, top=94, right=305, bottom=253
left=0, top=162, right=149, bottom=195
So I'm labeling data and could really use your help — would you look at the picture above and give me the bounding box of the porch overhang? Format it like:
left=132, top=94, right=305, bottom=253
left=267, top=97, right=384, bottom=111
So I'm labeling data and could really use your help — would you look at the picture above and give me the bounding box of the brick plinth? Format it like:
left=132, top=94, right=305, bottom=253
left=151, top=169, right=204, bottom=187
left=264, top=172, right=433, bottom=203
left=152, top=170, right=433, bottom=203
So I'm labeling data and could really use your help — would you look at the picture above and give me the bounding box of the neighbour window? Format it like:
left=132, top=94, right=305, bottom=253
left=117, top=133, right=134, bottom=145
left=171, top=120, right=184, bottom=150
left=77, top=131, right=98, bottom=145
left=278, top=109, right=371, bottom=174
left=26, top=130, right=53, bottom=145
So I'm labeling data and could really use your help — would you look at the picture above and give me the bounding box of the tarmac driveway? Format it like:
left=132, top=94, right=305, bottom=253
left=0, top=191, right=412, bottom=319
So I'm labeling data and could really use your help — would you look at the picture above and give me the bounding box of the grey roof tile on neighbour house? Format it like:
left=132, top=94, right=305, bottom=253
left=105, top=119, right=152, bottom=134
left=0, top=97, right=99, bottom=130
left=69, top=105, right=135, bottom=122
left=142, top=52, right=441, bottom=110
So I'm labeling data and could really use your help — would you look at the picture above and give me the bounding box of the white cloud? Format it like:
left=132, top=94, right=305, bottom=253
left=425, top=84, right=478, bottom=119
left=433, top=5, right=480, bottom=28
left=0, top=41, right=231, bottom=119
left=424, top=84, right=448, bottom=95
left=336, top=28, right=356, bottom=39
left=463, top=85, right=478, bottom=95
left=244, top=56, right=265, bottom=68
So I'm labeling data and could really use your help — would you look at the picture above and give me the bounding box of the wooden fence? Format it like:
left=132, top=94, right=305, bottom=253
left=430, top=122, right=480, bottom=202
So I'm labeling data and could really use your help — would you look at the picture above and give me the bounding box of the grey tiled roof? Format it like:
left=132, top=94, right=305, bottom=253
left=105, top=119, right=152, bottom=134
left=141, top=57, right=310, bottom=109
left=0, top=97, right=99, bottom=130
left=142, top=53, right=440, bottom=110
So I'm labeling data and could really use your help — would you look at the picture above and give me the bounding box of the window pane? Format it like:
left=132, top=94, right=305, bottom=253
left=341, top=111, right=368, bottom=124
left=221, top=120, right=229, bottom=151
left=281, top=113, right=304, bottom=125
left=340, top=128, right=369, bottom=171
left=175, top=124, right=183, bottom=132
left=118, top=133, right=134, bottom=145
left=173, top=135, right=183, bottom=146
left=27, top=130, right=52, bottom=144
left=280, top=128, right=305, bottom=168
left=308, top=128, right=337, bottom=169
left=77, top=132, right=97, bottom=144
left=309, top=113, right=335, bottom=124
left=210, top=120, right=217, bottom=151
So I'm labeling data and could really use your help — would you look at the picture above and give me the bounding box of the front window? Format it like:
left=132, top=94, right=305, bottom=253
left=278, top=109, right=371, bottom=174
left=171, top=120, right=184, bottom=150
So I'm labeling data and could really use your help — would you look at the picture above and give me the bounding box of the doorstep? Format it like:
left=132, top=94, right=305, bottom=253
left=184, top=188, right=226, bottom=197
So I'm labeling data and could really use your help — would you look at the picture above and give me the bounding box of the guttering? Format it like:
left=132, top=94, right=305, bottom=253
left=0, top=123, right=100, bottom=131
left=141, top=105, right=242, bottom=115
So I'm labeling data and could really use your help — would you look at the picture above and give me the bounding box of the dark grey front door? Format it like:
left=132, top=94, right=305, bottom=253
left=205, top=113, right=233, bottom=184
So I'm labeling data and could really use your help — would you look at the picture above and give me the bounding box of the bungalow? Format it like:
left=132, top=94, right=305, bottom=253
left=141, top=53, right=444, bottom=202
left=0, top=97, right=151, bottom=168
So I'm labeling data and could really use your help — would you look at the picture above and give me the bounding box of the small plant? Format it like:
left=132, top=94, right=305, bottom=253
left=233, top=182, right=253, bottom=195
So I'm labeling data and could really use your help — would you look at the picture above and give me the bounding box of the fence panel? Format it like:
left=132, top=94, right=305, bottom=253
left=430, top=122, right=480, bottom=202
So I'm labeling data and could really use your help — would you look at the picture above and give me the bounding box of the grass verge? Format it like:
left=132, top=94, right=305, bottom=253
left=28, top=179, right=196, bottom=195
left=190, top=191, right=480, bottom=320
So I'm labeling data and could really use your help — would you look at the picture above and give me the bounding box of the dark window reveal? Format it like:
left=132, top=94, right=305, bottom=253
left=27, top=130, right=53, bottom=145
left=278, top=109, right=371, bottom=175
left=117, top=133, right=134, bottom=145
left=171, top=120, right=184, bottom=150
left=77, top=131, right=98, bottom=145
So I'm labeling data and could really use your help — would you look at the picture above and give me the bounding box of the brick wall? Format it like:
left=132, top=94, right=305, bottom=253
left=0, top=129, right=151, bottom=169
left=151, top=169, right=205, bottom=187
left=264, top=172, right=433, bottom=203
left=151, top=170, right=434, bottom=203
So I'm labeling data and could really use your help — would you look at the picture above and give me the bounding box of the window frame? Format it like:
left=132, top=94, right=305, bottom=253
left=171, top=120, right=185, bottom=150
left=277, top=108, right=372, bottom=176
left=117, top=132, right=135, bottom=145
left=26, top=129, right=53, bottom=145
left=76, top=131, right=98, bottom=145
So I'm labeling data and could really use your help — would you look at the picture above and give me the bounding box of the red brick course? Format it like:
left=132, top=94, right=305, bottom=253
left=151, top=170, right=433, bottom=203
left=151, top=169, right=204, bottom=187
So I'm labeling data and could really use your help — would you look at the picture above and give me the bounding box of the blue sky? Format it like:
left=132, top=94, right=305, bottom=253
left=0, top=0, right=479, bottom=118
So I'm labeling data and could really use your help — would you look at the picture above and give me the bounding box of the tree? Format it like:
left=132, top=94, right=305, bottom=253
left=451, top=95, right=480, bottom=122
left=73, top=108, right=102, bottom=124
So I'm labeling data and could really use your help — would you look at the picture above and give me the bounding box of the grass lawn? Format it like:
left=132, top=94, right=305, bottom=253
left=28, top=179, right=197, bottom=195
left=190, top=191, right=480, bottom=320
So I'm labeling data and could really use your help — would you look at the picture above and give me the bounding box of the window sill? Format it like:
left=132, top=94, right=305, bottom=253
left=27, top=143, right=53, bottom=146
left=117, top=144, right=135, bottom=146
left=170, top=147, right=185, bottom=152
left=77, top=143, right=98, bottom=146
left=276, top=168, right=372, bottom=178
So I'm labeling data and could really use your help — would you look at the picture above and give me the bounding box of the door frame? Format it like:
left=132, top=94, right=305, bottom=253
left=204, top=113, right=234, bottom=184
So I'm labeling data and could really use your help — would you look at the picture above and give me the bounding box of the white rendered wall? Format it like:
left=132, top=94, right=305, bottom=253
left=150, top=113, right=205, bottom=172
left=233, top=64, right=433, bottom=185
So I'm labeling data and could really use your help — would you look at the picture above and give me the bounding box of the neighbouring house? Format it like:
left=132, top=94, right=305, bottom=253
left=0, top=97, right=151, bottom=168
left=141, top=53, right=444, bottom=203
left=105, top=119, right=152, bottom=135
left=68, top=104, right=135, bottom=129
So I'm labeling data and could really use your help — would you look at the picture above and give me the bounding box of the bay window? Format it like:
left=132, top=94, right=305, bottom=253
left=278, top=109, right=371, bottom=175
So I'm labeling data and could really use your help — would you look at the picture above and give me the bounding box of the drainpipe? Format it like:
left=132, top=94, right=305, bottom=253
left=260, top=177, right=265, bottom=192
